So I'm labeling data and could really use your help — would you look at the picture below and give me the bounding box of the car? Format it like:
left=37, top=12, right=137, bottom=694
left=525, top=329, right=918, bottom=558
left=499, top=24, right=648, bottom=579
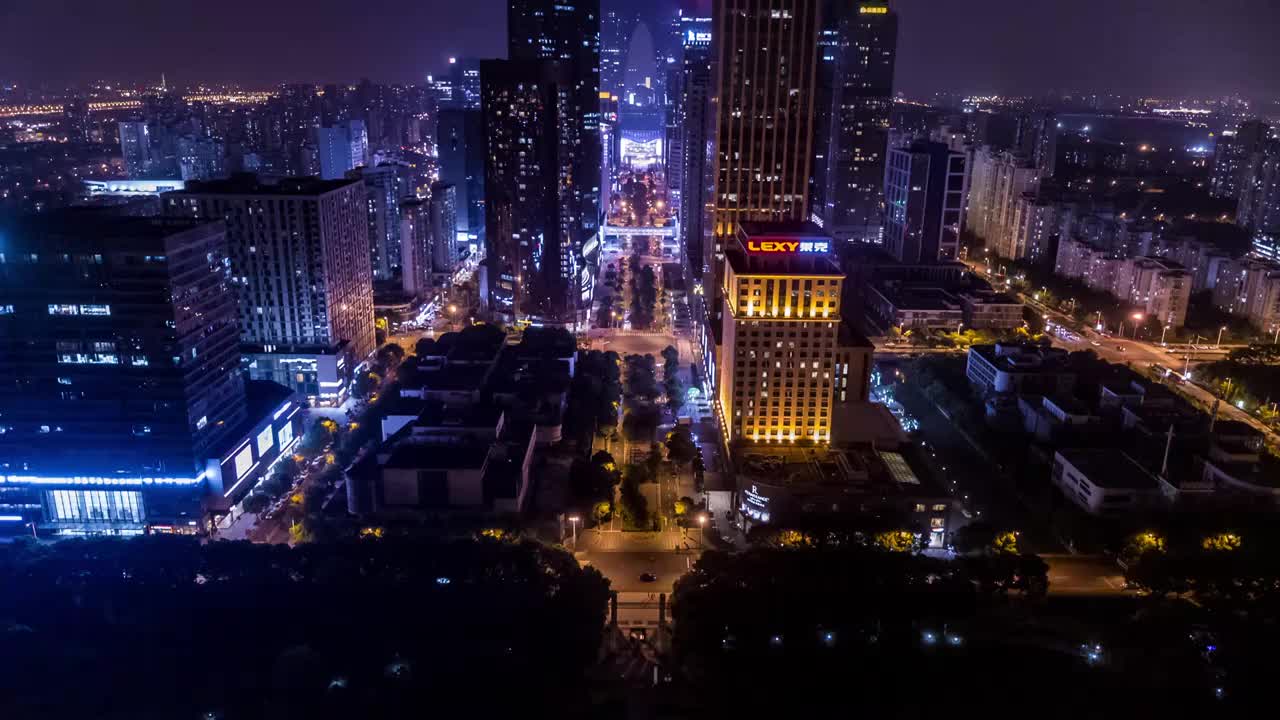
left=1116, top=345, right=1126, bottom=352
left=1090, top=340, right=1101, bottom=347
left=639, top=572, right=657, bottom=583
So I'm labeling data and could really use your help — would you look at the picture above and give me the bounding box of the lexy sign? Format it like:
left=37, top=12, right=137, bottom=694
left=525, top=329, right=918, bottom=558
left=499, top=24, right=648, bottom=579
left=746, top=239, right=831, bottom=254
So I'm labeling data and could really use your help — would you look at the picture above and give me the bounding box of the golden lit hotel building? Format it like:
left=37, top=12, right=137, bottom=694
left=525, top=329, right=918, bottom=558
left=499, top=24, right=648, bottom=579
left=718, top=223, right=872, bottom=445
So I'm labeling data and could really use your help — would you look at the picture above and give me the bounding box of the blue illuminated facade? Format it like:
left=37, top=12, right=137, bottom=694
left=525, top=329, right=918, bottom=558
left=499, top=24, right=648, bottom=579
left=0, top=213, right=301, bottom=535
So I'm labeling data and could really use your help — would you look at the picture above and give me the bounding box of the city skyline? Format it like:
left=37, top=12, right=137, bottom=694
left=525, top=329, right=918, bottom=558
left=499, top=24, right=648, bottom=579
left=4, top=0, right=1280, bottom=99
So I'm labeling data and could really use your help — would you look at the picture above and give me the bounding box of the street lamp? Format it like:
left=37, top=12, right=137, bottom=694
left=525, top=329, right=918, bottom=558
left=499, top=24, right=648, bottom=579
left=568, top=514, right=581, bottom=549
left=1131, top=313, right=1144, bottom=339
left=1217, top=326, right=1226, bottom=348
left=1160, top=325, right=1169, bottom=345
left=697, top=513, right=707, bottom=549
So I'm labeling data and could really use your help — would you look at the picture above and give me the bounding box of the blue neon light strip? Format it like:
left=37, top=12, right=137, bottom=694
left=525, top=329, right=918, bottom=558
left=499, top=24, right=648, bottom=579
left=0, top=474, right=204, bottom=487
left=272, top=401, right=292, bottom=421
left=0, top=515, right=24, bottom=521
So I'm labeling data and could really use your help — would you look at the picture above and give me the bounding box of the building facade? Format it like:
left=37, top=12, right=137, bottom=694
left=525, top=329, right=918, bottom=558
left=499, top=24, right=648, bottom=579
left=163, top=176, right=376, bottom=404
left=709, top=0, right=823, bottom=342
left=717, top=224, right=871, bottom=446
left=436, top=108, right=486, bottom=246
left=481, top=60, right=570, bottom=323
left=0, top=213, right=301, bottom=535
left=884, top=139, right=968, bottom=263
left=314, top=119, right=369, bottom=180
left=815, top=1, right=898, bottom=244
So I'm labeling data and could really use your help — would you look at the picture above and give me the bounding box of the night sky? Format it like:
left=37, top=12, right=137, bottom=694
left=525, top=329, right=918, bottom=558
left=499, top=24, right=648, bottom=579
left=2, top=0, right=1278, bottom=98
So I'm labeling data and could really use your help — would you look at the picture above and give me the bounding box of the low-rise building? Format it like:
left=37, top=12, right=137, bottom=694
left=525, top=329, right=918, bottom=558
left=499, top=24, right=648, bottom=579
left=966, top=343, right=1075, bottom=396
left=1051, top=448, right=1164, bottom=516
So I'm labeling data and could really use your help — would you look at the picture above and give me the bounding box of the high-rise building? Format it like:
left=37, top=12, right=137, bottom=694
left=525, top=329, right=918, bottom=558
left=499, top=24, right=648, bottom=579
left=966, top=147, right=1039, bottom=259
left=163, top=176, right=376, bottom=405
left=716, top=223, right=872, bottom=446
left=400, top=199, right=432, bottom=299
left=709, top=0, right=823, bottom=338
left=360, top=162, right=414, bottom=280
left=445, top=57, right=483, bottom=110
left=884, top=139, right=968, bottom=263
left=1238, top=139, right=1280, bottom=234
left=63, top=96, right=90, bottom=143
left=315, top=119, right=370, bottom=180
left=815, top=1, right=898, bottom=244
left=676, top=14, right=713, bottom=287
left=508, top=0, right=603, bottom=316
left=481, top=60, right=570, bottom=322
left=429, top=182, right=460, bottom=287
left=176, top=135, right=226, bottom=181
left=437, top=108, right=486, bottom=245
left=1211, top=120, right=1269, bottom=200
left=119, top=121, right=153, bottom=178
left=0, top=213, right=302, bottom=534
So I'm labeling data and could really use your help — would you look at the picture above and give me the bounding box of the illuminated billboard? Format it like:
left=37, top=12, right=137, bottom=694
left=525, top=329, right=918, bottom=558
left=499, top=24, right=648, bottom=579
left=620, top=136, right=663, bottom=169
left=745, top=239, right=831, bottom=254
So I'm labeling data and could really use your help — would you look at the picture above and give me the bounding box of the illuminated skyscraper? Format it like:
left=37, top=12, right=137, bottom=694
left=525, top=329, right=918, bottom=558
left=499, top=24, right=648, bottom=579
left=717, top=223, right=872, bottom=446
left=709, top=0, right=822, bottom=341
left=481, top=60, right=570, bottom=322
left=508, top=0, right=602, bottom=320
left=816, top=1, right=898, bottom=244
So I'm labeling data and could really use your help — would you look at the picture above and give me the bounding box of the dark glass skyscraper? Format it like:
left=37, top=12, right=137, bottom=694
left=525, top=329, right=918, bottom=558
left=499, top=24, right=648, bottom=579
left=507, top=0, right=602, bottom=322
left=437, top=108, right=486, bottom=246
left=481, top=60, right=570, bottom=322
left=816, top=1, right=898, bottom=244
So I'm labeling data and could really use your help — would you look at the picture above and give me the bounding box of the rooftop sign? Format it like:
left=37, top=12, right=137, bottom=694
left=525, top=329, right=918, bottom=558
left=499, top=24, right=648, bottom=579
left=745, top=239, right=831, bottom=254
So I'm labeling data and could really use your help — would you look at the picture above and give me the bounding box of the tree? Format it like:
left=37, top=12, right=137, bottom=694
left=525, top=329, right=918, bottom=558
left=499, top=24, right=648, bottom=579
left=569, top=451, right=621, bottom=506
left=665, top=426, right=698, bottom=466
left=617, top=470, right=650, bottom=530
left=352, top=370, right=380, bottom=399
left=242, top=491, right=270, bottom=515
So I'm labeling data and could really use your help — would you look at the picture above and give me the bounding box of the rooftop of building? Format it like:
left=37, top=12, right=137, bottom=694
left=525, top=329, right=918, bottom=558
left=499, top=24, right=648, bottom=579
left=873, top=285, right=963, bottom=311
left=381, top=440, right=492, bottom=471
left=734, top=444, right=947, bottom=498
left=958, top=290, right=1022, bottom=305
left=726, top=222, right=843, bottom=276
left=166, top=173, right=360, bottom=197
left=1057, top=448, right=1159, bottom=490
left=969, top=343, right=1071, bottom=371
left=0, top=211, right=214, bottom=249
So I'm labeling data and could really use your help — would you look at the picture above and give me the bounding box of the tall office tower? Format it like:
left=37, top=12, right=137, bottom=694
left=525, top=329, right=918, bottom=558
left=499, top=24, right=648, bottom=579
left=119, top=121, right=154, bottom=178
left=314, top=119, right=370, bottom=180
left=676, top=15, right=713, bottom=283
left=360, top=162, right=414, bottom=280
left=709, top=0, right=823, bottom=345
left=816, top=1, right=898, bottom=244
left=884, top=139, right=968, bottom=263
left=481, top=60, right=570, bottom=322
left=399, top=199, right=431, bottom=299
left=163, top=176, right=376, bottom=405
left=0, top=213, right=301, bottom=534
left=508, top=0, right=603, bottom=319
left=429, top=182, right=460, bottom=285
left=437, top=108, right=486, bottom=245
left=1238, top=139, right=1280, bottom=233
left=447, top=58, right=483, bottom=110
left=717, top=223, right=872, bottom=446
left=63, top=96, right=90, bottom=143
left=1212, top=120, right=1270, bottom=200
left=601, top=7, right=641, bottom=95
